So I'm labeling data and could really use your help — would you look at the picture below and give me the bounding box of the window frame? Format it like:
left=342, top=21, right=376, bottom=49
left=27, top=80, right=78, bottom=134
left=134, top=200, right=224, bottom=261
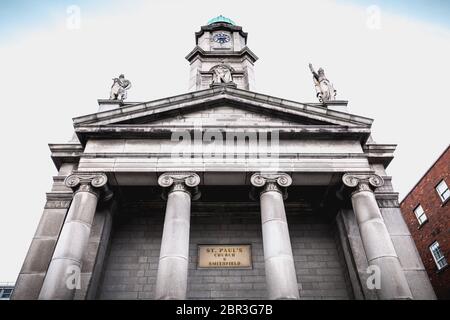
left=0, top=287, right=13, bottom=299
left=435, top=179, right=450, bottom=203
left=429, top=241, right=448, bottom=270
left=413, top=204, right=428, bottom=226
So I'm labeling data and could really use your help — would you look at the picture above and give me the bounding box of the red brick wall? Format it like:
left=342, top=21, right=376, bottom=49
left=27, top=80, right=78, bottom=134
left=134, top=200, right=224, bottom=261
left=400, top=146, right=450, bottom=299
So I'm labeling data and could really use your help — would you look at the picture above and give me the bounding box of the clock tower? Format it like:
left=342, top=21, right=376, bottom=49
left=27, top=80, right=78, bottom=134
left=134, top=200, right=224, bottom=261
left=186, top=15, right=258, bottom=91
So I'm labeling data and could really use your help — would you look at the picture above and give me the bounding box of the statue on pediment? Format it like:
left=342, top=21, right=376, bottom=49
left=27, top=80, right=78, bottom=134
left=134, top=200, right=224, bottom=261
left=309, top=63, right=336, bottom=103
left=212, top=64, right=233, bottom=84
left=110, top=74, right=132, bottom=100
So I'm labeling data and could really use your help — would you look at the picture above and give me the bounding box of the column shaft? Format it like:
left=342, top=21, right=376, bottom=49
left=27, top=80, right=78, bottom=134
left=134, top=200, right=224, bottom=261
left=344, top=173, right=412, bottom=300
left=251, top=173, right=299, bottom=300
left=155, top=190, right=191, bottom=299
left=39, top=189, right=99, bottom=300
left=155, top=172, right=199, bottom=300
left=260, top=189, right=299, bottom=299
left=351, top=190, right=412, bottom=299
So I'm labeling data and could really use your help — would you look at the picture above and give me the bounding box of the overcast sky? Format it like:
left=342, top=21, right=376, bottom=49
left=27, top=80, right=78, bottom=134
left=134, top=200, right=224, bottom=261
left=0, top=0, right=449, bottom=283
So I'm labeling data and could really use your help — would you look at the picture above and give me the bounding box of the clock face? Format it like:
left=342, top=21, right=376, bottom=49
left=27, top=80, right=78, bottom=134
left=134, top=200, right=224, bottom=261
left=213, top=33, right=231, bottom=44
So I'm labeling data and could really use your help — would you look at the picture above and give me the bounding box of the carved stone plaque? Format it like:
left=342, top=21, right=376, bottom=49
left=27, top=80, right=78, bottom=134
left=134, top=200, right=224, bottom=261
left=198, top=244, right=252, bottom=269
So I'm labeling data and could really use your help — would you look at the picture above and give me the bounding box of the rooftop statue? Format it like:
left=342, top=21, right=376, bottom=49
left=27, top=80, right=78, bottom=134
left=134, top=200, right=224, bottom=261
left=110, top=74, right=131, bottom=100
left=309, top=63, right=336, bottom=103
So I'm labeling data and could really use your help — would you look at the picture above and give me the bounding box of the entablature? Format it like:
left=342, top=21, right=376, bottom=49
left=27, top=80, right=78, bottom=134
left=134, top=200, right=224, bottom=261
left=49, top=143, right=83, bottom=170
left=185, top=46, right=258, bottom=63
left=73, top=125, right=371, bottom=146
left=363, top=143, right=397, bottom=167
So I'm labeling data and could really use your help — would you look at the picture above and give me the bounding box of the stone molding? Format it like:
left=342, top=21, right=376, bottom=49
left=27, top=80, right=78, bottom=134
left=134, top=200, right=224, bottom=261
left=73, top=87, right=373, bottom=127
left=158, top=172, right=201, bottom=199
left=44, top=201, right=72, bottom=209
left=250, top=172, right=292, bottom=199
left=49, top=143, right=83, bottom=170
left=342, top=173, right=384, bottom=196
left=186, top=46, right=258, bottom=64
left=374, top=192, right=400, bottom=208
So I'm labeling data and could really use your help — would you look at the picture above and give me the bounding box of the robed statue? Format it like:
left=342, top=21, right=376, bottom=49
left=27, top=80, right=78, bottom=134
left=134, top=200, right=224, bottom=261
left=309, top=63, right=336, bottom=103
left=212, top=65, right=233, bottom=84
left=110, top=74, right=132, bottom=100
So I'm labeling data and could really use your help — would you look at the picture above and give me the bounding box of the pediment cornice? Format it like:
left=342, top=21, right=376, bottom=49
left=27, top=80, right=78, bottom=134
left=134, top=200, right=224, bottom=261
left=73, top=87, right=373, bottom=128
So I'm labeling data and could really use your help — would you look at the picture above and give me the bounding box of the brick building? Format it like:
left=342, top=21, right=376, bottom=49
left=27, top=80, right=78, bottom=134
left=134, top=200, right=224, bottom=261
left=400, top=145, right=450, bottom=299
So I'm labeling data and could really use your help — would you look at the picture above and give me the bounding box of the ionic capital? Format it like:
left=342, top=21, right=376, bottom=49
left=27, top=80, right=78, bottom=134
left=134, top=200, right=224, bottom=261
left=250, top=173, right=292, bottom=199
left=158, top=172, right=201, bottom=199
left=64, top=173, right=110, bottom=199
left=342, top=173, right=384, bottom=196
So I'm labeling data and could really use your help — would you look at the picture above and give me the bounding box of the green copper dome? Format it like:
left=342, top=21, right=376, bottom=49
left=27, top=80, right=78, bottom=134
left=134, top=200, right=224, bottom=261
left=207, top=15, right=236, bottom=25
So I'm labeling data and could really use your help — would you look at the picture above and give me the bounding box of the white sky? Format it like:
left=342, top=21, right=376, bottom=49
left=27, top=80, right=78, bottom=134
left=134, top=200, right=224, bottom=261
left=0, top=0, right=449, bottom=283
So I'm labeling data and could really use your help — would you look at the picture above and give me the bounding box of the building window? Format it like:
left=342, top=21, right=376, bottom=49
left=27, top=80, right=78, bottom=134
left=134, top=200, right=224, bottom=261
left=0, top=287, right=13, bottom=300
left=436, top=180, right=449, bottom=202
left=413, top=205, right=427, bottom=225
left=429, top=241, right=448, bottom=270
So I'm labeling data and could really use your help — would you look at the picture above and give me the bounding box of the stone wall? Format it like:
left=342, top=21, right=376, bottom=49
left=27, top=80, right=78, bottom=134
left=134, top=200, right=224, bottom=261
left=98, top=208, right=352, bottom=300
left=11, top=163, right=75, bottom=300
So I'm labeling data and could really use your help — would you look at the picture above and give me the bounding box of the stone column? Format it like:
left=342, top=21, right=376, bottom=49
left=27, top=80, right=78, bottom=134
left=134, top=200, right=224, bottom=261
left=251, top=173, right=299, bottom=300
left=342, top=173, right=412, bottom=300
left=39, top=173, right=109, bottom=300
left=155, top=172, right=200, bottom=300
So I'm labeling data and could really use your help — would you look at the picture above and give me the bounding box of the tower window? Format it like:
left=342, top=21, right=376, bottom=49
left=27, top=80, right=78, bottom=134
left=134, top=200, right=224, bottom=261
left=435, top=180, right=449, bottom=202
left=413, top=205, right=427, bottom=225
left=429, top=241, right=448, bottom=270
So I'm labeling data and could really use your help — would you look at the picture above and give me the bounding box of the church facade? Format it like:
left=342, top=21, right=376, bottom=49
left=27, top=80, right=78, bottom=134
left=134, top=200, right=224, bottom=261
left=12, top=17, right=436, bottom=300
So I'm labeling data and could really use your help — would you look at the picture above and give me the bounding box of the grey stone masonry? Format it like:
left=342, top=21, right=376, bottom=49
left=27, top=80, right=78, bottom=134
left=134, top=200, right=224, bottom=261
left=290, top=216, right=352, bottom=300
left=74, top=203, right=114, bottom=300
left=11, top=163, right=76, bottom=300
left=98, top=210, right=352, bottom=300
left=98, top=213, right=164, bottom=300
left=187, top=214, right=265, bottom=300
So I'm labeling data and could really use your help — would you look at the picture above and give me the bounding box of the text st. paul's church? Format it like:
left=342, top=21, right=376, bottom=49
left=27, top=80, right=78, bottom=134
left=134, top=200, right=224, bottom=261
left=12, top=16, right=436, bottom=300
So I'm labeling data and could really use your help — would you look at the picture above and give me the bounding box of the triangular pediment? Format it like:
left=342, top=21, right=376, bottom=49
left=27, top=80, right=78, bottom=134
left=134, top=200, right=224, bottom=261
left=73, top=87, right=373, bottom=129
left=116, top=103, right=329, bottom=127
